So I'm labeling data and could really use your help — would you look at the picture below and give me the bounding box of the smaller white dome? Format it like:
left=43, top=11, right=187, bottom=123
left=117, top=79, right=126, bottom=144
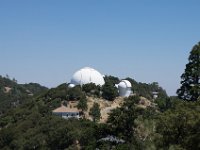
left=118, top=80, right=132, bottom=88
left=118, top=80, right=132, bottom=97
left=68, top=84, right=76, bottom=88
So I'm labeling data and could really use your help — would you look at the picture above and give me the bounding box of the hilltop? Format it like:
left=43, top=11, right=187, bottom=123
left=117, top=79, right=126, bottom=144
left=0, top=74, right=199, bottom=149
left=0, top=75, right=48, bottom=115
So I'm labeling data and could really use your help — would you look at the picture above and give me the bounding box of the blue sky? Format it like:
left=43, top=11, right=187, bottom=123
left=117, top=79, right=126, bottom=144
left=0, top=1, right=200, bottom=95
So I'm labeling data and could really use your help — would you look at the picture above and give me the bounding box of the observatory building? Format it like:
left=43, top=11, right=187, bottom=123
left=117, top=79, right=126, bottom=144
left=116, top=80, right=132, bottom=97
left=69, top=67, right=105, bottom=88
left=69, top=67, right=132, bottom=98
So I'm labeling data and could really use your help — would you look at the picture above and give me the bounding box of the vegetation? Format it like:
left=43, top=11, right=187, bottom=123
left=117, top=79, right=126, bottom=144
left=67, top=85, right=85, bottom=100
left=126, top=78, right=168, bottom=100
left=107, top=96, right=140, bottom=139
left=89, top=102, right=101, bottom=122
left=21, top=83, right=48, bottom=96
left=0, top=77, right=199, bottom=149
left=0, top=42, right=200, bottom=149
left=104, top=75, right=120, bottom=85
left=102, top=81, right=119, bottom=101
left=156, top=100, right=200, bottom=150
left=177, top=42, right=200, bottom=101
left=82, top=83, right=101, bottom=97
left=0, top=75, right=48, bottom=115
left=77, top=97, right=88, bottom=112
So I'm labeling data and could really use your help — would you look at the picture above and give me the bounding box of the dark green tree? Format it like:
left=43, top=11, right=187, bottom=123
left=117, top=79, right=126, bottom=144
left=156, top=101, right=200, bottom=150
left=104, top=75, right=120, bottom=85
left=155, top=97, right=172, bottom=112
left=82, top=83, right=101, bottom=97
left=177, top=42, right=200, bottom=101
left=102, top=82, right=119, bottom=101
left=67, top=85, right=85, bottom=100
left=125, top=77, right=168, bottom=100
left=77, top=98, right=88, bottom=112
left=89, top=102, right=101, bottom=122
left=107, top=96, right=142, bottom=140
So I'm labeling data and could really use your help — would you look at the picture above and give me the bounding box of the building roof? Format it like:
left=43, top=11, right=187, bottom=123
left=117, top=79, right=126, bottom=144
left=70, top=67, right=105, bottom=86
left=53, top=105, right=80, bottom=113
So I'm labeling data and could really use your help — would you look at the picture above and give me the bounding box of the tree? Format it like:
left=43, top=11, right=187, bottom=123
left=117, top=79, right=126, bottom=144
left=89, top=103, right=101, bottom=122
left=67, top=86, right=85, bottom=100
left=82, top=83, right=101, bottom=97
left=102, top=82, right=119, bottom=101
left=177, top=42, right=200, bottom=101
left=155, top=97, right=172, bottom=112
left=156, top=101, right=200, bottom=150
left=107, top=96, right=141, bottom=140
left=125, top=77, right=168, bottom=100
left=104, top=75, right=120, bottom=85
left=77, top=98, right=88, bottom=112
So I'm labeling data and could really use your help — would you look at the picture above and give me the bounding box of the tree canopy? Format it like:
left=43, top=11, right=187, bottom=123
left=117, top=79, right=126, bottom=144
left=102, top=81, right=119, bottom=101
left=177, top=42, right=200, bottom=101
left=89, top=102, right=101, bottom=122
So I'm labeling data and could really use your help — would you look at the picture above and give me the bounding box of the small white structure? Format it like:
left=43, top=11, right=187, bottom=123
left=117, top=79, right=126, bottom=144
left=152, top=92, right=159, bottom=99
left=53, top=105, right=80, bottom=119
left=69, top=67, right=105, bottom=87
left=117, top=80, right=132, bottom=97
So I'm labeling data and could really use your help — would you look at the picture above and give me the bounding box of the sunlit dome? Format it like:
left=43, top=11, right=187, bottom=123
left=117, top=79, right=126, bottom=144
left=118, top=80, right=132, bottom=97
left=118, top=80, right=132, bottom=89
left=70, top=67, right=105, bottom=87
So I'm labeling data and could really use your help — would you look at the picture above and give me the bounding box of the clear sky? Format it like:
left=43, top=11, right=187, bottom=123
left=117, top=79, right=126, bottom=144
left=0, top=0, right=200, bottom=96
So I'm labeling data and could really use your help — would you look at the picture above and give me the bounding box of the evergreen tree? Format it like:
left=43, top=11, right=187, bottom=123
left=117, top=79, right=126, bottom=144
left=177, top=42, right=200, bottom=101
left=107, top=96, right=141, bottom=140
left=104, top=75, right=120, bottom=85
left=82, top=83, right=101, bottom=97
left=102, top=82, right=119, bottom=101
left=156, top=101, right=200, bottom=149
left=77, top=98, right=88, bottom=112
left=89, top=103, right=101, bottom=122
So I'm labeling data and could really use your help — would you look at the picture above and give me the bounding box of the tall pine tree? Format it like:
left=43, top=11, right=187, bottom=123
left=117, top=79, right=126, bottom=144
left=177, top=42, right=200, bottom=101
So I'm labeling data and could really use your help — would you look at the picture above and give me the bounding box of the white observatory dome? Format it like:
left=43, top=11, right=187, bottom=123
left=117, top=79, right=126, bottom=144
left=118, top=80, right=132, bottom=97
left=70, top=67, right=105, bottom=87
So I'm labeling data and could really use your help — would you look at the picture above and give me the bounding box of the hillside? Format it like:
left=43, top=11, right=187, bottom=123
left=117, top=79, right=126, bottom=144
left=0, top=75, right=48, bottom=115
left=0, top=76, right=199, bottom=149
left=81, top=96, right=152, bottom=123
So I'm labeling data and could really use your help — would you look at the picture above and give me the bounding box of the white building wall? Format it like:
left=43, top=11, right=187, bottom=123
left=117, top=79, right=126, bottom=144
left=119, top=87, right=132, bottom=97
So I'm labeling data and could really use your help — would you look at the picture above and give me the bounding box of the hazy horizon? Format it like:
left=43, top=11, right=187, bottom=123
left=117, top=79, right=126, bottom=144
left=1, top=1, right=200, bottom=96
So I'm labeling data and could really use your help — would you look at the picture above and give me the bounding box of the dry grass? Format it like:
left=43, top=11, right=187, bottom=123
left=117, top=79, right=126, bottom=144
left=4, top=87, right=12, bottom=93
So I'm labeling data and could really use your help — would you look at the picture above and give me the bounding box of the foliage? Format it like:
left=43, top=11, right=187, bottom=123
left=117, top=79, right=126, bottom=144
left=155, top=97, right=173, bottom=112
left=102, top=81, right=119, bottom=101
left=77, top=98, right=88, bottom=111
left=126, top=77, right=168, bottom=100
left=107, top=96, right=142, bottom=140
left=82, top=83, right=101, bottom=97
left=43, top=83, right=67, bottom=100
left=0, top=76, right=47, bottom=115
left=156, top=100, right=200, bottom=149
left=0, top=99, right=100, bottom=149
left=128, top=95, right=141, bottom=104
left=21, top=83, right=48, bottom=96
left=67, top=85, right=85, bottom=100
left=1, top=69, right=200, bottom=150
left=177, top=42, right=200, bottom=101
left=104, top=75, right=120, bottom=85
left=89, top=102, right=101, bottom=122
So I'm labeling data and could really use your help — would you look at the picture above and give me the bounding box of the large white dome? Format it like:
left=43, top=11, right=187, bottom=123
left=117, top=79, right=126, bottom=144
left=70, top=67, right=105, bottom=86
